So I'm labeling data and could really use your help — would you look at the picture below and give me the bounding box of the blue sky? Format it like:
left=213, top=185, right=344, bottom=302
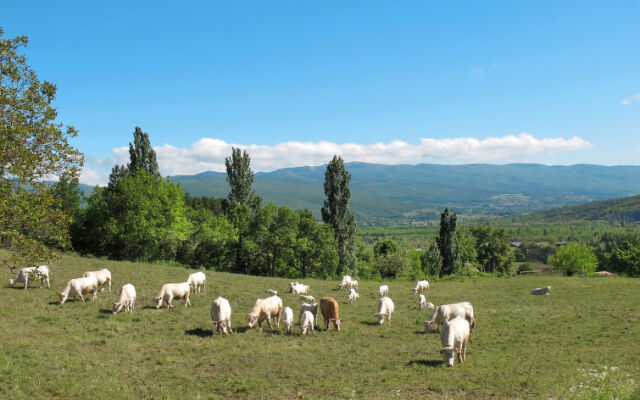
left=3, top=1, right=639, bottom=184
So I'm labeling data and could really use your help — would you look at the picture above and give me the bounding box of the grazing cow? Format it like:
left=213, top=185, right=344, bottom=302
left=59, top=276, right=99, bottom=305
left=289, top=282, right=310, bottom=295
left=154, top=282, right=192, bottom=309
left=531, top=286, right=551, bottom=295
left=418, top=294, right=427, bottom=309
left=347, top=288, right=359, bottom=304
left=595, top=271, right=616, bottom=277
left=375, top=296, right=395, bottom=325
left=246, top=295, right=283, bottom=331
left=210, top=297, right=233, bottom=335
left=82, top=269, right=112, bottom=292
left=425, top=302, right=435, bottom=309
left=439, top=316, right=471, bottom=367
left=187, top=271, right=206, bottom=293
left=319, top=297, right=343, bottom=331
left=9, top=265, right=50, bottom=289
left=112, top=283, right=137, bottom=314
left=348, top=280, right=359, bottom=290
left=300, top=302, right=318, bottom=328
left=338, top=275, right=352, bottom=290
left=299, top=295, right=315, bottom=302
left=379, top=285, right=389, bottom=297
left=268, top=289, right=278, bottom=295
left=425, top=302, right=476, bottom=332
left=282, top=306, right=294, bottom=334
left=300, top=310, right=315, bottom=335
left=413, top=280, right=429, bottom=295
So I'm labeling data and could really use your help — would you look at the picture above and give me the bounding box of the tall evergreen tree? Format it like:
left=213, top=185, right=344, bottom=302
left=127, top=126, right=159, bottom=175
left=321, top=155, right=357, bottom=275
left=225, top=147, right=260, bottom=209
left=437, top=208, right=460, bottom=276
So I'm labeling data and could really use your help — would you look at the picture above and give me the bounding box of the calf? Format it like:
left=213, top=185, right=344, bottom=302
left=154, top=282, right=191, bottom=309
left=9, top=265, right=50, bottom=289
left=299, top=295, right=315, bottom=302
left=282, top=306, right=294, bottom=334
left=418, top=294, right=427, bottom=309
left=112, top=283, right=137, bottom=314
left=439, top=316, right=471, bottom=367
left=300, top=310, right=315, bottom=335
left=347, top=288, right=359, bottom=304
left=210, top=297, right=233, bottom=335
left=319, top=297, right=343, bottom=331
left=59, top=276, right=99, bottom=304
left=375, top=296, right=395, bottom=325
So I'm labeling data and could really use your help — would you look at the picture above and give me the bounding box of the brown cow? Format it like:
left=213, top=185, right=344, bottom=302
left=319, top=297, right=343, bottom=331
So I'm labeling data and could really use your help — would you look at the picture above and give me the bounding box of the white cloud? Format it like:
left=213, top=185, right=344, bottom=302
left=470, top=68, right=484, bottom=75
left=82, top=133, right=594, bottom=185
left=151, top=133, right=594, bottom=177
left=620, top=94, right=640, bottom=105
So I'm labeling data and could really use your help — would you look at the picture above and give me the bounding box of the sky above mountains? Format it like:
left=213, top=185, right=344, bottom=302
left=3, top=1, right=639, bottom=185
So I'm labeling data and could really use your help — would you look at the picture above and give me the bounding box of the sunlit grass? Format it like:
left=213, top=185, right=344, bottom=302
left=1, top=252, right=639, bottom=399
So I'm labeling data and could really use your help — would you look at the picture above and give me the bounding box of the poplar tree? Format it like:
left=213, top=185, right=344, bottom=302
left=225, top=147, right=260, bottom=209
left=321, top=155, right=357, bottom=275
left=128, top=126, right=159, bottom=175
left=437, top=208, right=460, bottom=276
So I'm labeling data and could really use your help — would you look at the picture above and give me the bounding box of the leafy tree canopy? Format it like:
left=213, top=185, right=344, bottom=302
left=548, top=242, right=597, bottom=276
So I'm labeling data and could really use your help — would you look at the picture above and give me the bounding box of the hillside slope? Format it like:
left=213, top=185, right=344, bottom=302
left=170, top=163, right=640, bottom=223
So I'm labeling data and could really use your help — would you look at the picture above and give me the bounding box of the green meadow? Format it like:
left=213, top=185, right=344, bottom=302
left=1, top=253, right=639, bottom=399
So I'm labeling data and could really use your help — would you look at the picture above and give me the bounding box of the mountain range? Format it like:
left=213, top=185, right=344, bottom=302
left=168, top=163, right=640, bottom=224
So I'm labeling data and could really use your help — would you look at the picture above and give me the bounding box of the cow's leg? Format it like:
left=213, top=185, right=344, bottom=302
left=167, top=295, right=174, bottom=309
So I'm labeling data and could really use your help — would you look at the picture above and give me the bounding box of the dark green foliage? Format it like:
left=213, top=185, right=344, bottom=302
left=420, top=240, right=442, bottom=277
left=602, top=240, right=640, bottom=276
left=127, top=126, right=159, bottom=175
left=373, top=239, right=399, bottom=257
left=107, top=164, right=128, bottom=191
left=374, top=251, right=409, bottom=279
left=225, top=147, right=261, bottom=209
left=178, top=207, right=237, bottom=270
left=437, top=208, right=459, bottom=276
left=321, top=156, right=357, bottom=275
left=184, top=193, right=228, bottom=215
left=470, top=225, right=514, bottom=274
left=457, top=226, right=478, bottom=268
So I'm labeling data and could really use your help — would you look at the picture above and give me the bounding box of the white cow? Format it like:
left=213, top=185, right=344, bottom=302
left=82, top=269, right=112, bottom=292
left=425, top=302, right=435, bottom=309
left=246, top=295, right=283, bottom=331
left=210, top=297, right=233, bottom=335
left=413, top=280, right=429, bottom=295
left=300, top=302, right=318, bottom=328
left=379, top=285, right=389, bottom=297
left=348, top=280, right=359, bottom=290
left=347, top=288, right=359, bottom=304
left=299, top=295, right=315, bottom=302
left=375, top=296, right=395, bottom=325
left=187, top=271, right=206, bottom=293
left=289, top=282, right=310, bottom=295
left=154, top=282, right=191, bottom=309
left=338, top=275, right=352, bottom=290
left=282, top=306, right=294, bottom=334
left=9, top=265, right=50, bottom=289
left=531, top=286, right=551, bottom=295
left=267, top=289, right=278, bottom=296
left=59, top=276, right=99, bottom=304
left=300, top=310, right=315, bottom=335
left=418, top=294, right=427, bottom=309
left=425, top=302, right=476, bottom=332
left=112, top=283, right=137, bottom=314
left=439, top=316, right=471, bottom=367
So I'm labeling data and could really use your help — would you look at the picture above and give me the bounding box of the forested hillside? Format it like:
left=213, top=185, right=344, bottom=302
left=170, top=163, right=640, bottom=223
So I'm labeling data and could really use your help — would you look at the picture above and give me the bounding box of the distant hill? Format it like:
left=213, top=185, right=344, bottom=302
left=169, top=163, right=640, bottom=224
left=506, top=194, right=640, bottom=224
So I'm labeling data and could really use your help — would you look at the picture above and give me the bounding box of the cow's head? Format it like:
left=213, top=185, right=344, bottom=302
left=439, top=347, right=459, bottom=367
left=153, top=296, right=163, bottom=309
left=330, top=318, right=343, bottom=331
left=58, top=292, right=68, bottom=304
left=374, top=313, right=386, bottom=325
left=246, top=314, right=258, bottom=328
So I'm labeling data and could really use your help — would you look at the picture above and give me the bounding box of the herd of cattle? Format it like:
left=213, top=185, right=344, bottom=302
left=7, top=266, right=552, bottom=367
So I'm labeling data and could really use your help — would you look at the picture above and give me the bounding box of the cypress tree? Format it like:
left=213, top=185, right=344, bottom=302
left=321, top=155, right=357, bottom=275
left=437, top=208, right=460, bottom=276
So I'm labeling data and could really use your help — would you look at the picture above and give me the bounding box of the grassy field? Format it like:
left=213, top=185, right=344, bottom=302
left=1, top=253, right=639, bottom=399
